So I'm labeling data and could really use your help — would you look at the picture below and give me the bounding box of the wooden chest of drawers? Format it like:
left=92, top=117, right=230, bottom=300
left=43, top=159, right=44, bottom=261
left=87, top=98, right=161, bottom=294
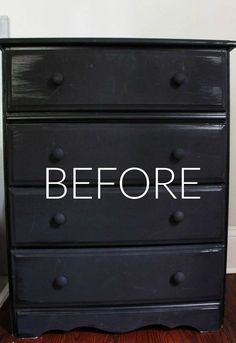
left=1, top=38, right=235, bottom=337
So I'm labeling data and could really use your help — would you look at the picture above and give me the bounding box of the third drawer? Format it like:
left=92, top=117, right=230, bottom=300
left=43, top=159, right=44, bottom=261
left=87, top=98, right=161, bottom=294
left=9, top=185, right=226, bottom=246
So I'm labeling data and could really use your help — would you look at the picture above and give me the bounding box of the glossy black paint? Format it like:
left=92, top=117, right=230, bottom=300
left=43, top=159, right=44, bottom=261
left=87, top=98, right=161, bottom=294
left=0, top=37, right=236, bottom=48
left=12, top=245, right=224, bottom=306
left=15, top=302, right=223, bottom=337
left=9, top=185, right=226, bottom=246
left=7, top=122, right=227, bottom=185
left=0, top=38, right=234, bottom=337
left=6, top=48, right=227, bottom=112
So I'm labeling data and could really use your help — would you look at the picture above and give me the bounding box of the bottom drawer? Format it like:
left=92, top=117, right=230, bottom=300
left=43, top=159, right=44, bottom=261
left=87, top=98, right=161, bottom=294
left=12, top=245, right=225, bottom=306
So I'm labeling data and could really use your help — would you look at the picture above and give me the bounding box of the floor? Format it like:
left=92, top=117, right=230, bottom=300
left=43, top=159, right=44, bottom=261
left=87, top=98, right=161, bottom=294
left=0, top=274, right=236, bottom=343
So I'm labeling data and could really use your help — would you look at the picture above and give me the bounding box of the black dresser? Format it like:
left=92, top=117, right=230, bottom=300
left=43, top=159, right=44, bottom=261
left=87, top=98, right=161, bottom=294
left=0, top=38, right=235, bottom=337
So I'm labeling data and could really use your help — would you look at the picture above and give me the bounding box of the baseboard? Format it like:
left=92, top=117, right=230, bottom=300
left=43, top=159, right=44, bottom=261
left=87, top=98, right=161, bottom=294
left=0, top=277, right=8, bottom=307
left=227, top=226, right=236, bottom=273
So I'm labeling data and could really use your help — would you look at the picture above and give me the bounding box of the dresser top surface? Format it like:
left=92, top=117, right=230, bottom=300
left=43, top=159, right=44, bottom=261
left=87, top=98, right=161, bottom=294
left=0, top=37, right=236, bottom=49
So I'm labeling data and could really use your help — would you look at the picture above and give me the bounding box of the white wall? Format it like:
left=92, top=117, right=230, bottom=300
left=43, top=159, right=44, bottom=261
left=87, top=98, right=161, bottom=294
left=0, top=51, right=7, bottom=275
left=0, top=0, right=236, bottom=272
left=1, top=0, right=236, bottom=41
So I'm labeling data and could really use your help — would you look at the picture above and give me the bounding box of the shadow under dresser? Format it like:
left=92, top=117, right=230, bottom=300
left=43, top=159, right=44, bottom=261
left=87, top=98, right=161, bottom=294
left=0, top=38, right=236, bottom=337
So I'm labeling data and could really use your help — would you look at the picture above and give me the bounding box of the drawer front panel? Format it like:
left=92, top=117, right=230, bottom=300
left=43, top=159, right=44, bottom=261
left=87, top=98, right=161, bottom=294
left=7, top=48, right=226, bottom=112
left=12, top=245, right=224, bottom=306
left=7, top=123, right=226, bottom=185
left=9, top=185, right=225, bottom=245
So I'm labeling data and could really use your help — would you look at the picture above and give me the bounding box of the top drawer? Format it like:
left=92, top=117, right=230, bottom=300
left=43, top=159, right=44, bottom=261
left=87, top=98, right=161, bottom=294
left=6, top=48, right=227, bottom=112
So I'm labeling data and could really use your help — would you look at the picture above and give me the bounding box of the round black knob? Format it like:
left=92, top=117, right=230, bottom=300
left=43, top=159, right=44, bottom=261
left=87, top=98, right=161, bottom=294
left=53, top=275, right=68, bottom=289
left=172, top=148, right=185, bottom=161
left=172, top=72, right=186, bottom=86
left=53, top=213, right=66, bottom=226
left=171, top=272, right=185, bottom=285
left=50, top=147, right=65, bottom=162
left=172, top=210, right=185, bottom=224
left=51, top=72, right=64, bottom=86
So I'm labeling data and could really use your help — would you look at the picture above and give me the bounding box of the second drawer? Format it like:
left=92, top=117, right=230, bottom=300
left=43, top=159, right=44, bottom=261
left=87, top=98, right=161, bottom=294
left=9, top=185, right=225, bottom=246
left=7, top=122, right=227, bottom=185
